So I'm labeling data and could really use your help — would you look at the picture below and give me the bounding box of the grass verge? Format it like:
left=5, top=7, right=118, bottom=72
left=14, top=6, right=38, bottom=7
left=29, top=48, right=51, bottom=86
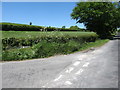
left=2, top=39, right=109, bottom=61
left=78, top=39, right=109, bottom=51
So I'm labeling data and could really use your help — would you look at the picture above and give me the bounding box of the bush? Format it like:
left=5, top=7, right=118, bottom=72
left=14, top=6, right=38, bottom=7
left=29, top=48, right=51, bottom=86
left=2, top=39, right=109, bottom=61
left=2, top=47, right=35, bottom=61
left=2, top=40, right=82, bottom=61
left=1, top=23, right=44, bottom=31
left=2, top=31, right=99, bottom=61
left=45, top=26, right=56, bottom=31
left=2, top=32, right=98, bottom=50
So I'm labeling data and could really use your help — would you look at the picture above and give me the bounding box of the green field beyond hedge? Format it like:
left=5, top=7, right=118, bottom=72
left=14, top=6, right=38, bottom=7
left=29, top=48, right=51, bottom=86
left=1, top=31, right=103, bottom=61
left=2, top=31, right=95, bottom=39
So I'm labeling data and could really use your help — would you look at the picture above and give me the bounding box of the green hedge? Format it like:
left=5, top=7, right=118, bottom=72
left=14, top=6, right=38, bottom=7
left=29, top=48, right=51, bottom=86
left=2, top=40, right=85, bottom=61
left=2, top=33, right=98, bottom=50
left=2, top=39, right=109, bottom=61
left=2, top=33, right=98, bottom=61
left=2, top=47, right=35, bottom=61
left=1, top=23, right=44, bottom=31
left=0, top=22, right=84, bottom=31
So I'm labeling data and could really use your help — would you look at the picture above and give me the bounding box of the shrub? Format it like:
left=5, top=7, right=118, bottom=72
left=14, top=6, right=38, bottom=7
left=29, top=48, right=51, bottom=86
left=2, top=40, right=81, bottom=61
left=2, top=47, right=35, bottom=61
left=45, top=26, right=56, bottom=31
left=2, top=32, right=98, bottom=50
left=2, top=31, right=99, bottom=61
left=1, top=23, right=44, bottom=31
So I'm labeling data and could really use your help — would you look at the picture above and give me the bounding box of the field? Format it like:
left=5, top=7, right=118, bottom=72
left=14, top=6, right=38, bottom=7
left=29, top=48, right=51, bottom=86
left=2, top=31, right=95, bottom=39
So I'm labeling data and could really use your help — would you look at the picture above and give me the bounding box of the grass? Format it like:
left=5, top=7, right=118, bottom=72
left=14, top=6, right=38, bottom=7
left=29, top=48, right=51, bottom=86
left=2, top=31, right=96, bottom=39
left=78, top=39, right=109, bottom=51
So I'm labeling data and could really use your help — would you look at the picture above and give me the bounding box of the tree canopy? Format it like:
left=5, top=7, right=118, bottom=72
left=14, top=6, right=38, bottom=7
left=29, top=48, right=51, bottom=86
left=71, top=2, right=120, bottom=39
left=69, top=25, right=80, bottom=30
left=62, top=26, right=66, bottom=29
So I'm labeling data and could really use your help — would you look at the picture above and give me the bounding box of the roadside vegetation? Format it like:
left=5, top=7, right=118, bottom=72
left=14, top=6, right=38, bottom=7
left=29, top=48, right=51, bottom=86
left=118, top=29, right=120, bottom=32
left=2, top=30, right=101, bottom=61
left=2, top=35, right=108, bottom=61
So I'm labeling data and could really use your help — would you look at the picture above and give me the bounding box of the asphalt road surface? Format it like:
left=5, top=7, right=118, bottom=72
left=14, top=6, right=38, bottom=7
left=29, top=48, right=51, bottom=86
left=2, top=39, right=119, bottom=88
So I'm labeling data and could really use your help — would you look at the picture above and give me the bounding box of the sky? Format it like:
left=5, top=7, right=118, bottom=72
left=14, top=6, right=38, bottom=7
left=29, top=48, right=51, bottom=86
left=2, top=2, right=85, bottom=28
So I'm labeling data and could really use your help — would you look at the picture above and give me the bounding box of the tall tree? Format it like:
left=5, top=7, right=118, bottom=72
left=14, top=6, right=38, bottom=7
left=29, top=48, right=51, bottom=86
left=71, top=2, right=120, bottom=39
left=30, top=22, right=32, bottom=25
left=62, top=26, right=66, bottom=29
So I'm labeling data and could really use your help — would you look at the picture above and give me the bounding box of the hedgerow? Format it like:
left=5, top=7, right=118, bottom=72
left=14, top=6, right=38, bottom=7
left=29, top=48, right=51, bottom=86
left=2, top=32, right=98, bottom=50
left=2, top=40, right=79, bottom=61
left=0, top=22, right=84, bottom=31
left=1, top=40, right=88, bottom=61
left=2, top=39, right=109, bottom=61
left=1, top=23, right=44, bottom=31
left=2, top=31, right=98, bottom=61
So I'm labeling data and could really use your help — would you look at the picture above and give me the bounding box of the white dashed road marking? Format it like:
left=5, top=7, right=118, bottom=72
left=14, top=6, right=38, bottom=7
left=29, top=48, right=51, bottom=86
left=65, top=67, right=74, bottom=73
left=75, top=69, right=83, bottom=75
left=65, top=81, right=72, bottom=85
left=73, top=61, right=80, bottom=66
left=83, top=62, right=89, bottom=67
left=42, top=86, right=45, bottom=88
left=54, top=75, right=63, bottom=81
left=78, top=54, right=87, bottom=60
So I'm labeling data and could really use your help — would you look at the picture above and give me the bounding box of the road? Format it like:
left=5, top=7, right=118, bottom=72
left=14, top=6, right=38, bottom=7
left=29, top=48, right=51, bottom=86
left=2, top=39, right=119, bottom=88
